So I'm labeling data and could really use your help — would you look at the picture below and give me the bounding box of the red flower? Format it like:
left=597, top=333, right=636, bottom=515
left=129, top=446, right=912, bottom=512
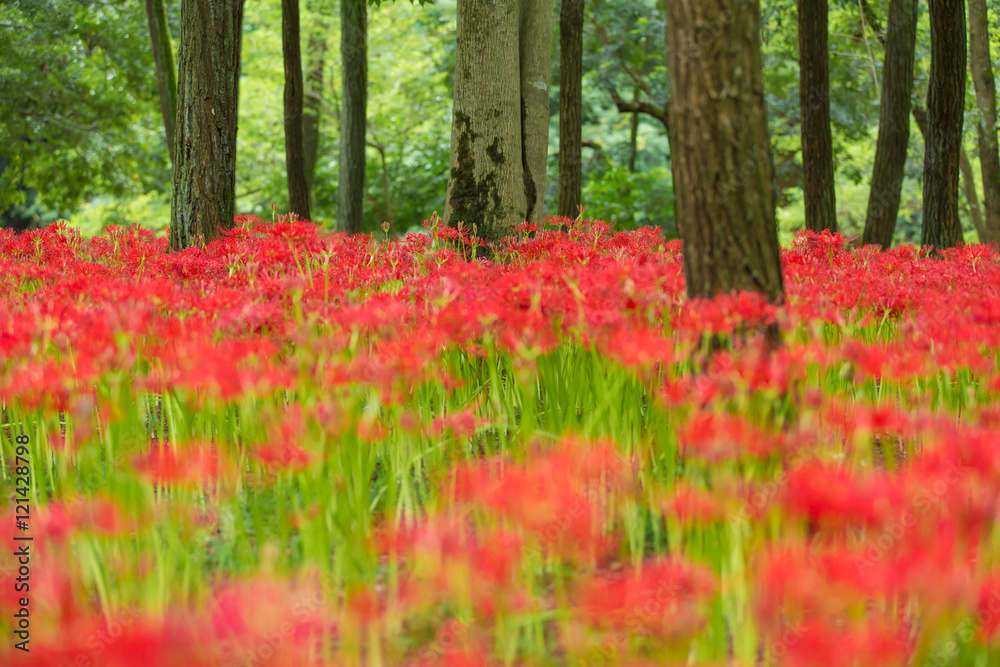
left=132, top=442, right=226, bottom=486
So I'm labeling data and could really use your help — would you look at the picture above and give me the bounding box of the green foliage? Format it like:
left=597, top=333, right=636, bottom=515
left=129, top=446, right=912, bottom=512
left=0, top=0, right=167, bottom=220
left=581, top=165, right=677, bottom=237
left=3, top=0, right=996, bottom=245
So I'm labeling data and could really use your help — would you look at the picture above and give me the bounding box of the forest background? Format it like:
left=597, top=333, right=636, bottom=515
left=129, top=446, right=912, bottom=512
left=0, top=0, right=986, bottom=246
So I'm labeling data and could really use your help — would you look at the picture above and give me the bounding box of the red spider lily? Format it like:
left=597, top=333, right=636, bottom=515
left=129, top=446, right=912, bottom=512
left=596, top=326, right=675, bottom=372
left=977, top=573, right=1000, bottom=643
left=660, top=484, right=725, bottom=524
left=676, top=411, right=785, bottom=461
left=13, top=614, right=209, bottom=667
left=252, top=440, right=312, bottom=470
left=206, top=579, right=331, bottom=666
left=576, top=558, right=716, bottom=637
left=781, top=461, right=907, bottom=527
left=452, top=438, right=633, bottom=558
left=377, top=518, right=525, bottom=619
left=37, top=496, right=133, bottom=540
left=251, top=405, right=314, bottom=470
left=775, top=618, right=913, bottom=667
left=430, top=408, right=489, bottom=439
left=132, top=442, right=229, bottom=486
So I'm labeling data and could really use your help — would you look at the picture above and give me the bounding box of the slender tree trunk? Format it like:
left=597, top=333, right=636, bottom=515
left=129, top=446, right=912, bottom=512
left=446, top=0, right=524, bottom=240
left=959, top=143, right=988, bottom=238
left=666, top=0, right=784, bottom=306
left=921, top=0, right=967, bottom=250
left=169, top=0, right=246, bottom=252
left=519, top=0, right=553, bottom=226
left=967, top=0, right=1000, bottom=244
left=144, top=0, right=178, bottom=165
left=282, top=0, right=311, bottom=220
left=368, top=139, right=394, bottom=227
left=628, top=88, right=640, bottom=173
left=558, top=0, right=584, bottom=219
left=797, top=0, right=837, bottom=232
left=914, top=104, right=988, bottom=242
left=303, top=30, right=326, bottom=197
left=862, top=0, right=918, bottom=249
left=338, top=0, right=367, bottom=234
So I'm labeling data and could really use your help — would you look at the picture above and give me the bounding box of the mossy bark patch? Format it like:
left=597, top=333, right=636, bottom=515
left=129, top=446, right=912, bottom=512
left=448, top=111, right=505, bottom=240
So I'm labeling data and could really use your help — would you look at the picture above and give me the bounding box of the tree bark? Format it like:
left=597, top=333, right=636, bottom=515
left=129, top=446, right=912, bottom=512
left=338, top=0, right=367, bottom=234
left=862, top=0, right=918, bottom=249
left=169, top=0, right=245, bottom=252
left=967, top=0, right=1000, bottom=244
left=666, top=0, right=784, bottom=306
left=914, top=104, right=988, bottom=242
left=628, top=88, right=640, bottom=173
left=446, top=0, right=524, bottom=242
left=282, top=0, right=311, bottom=220
left=303, top=29, right=326, bottom=197
left=921, top=0, right=967, bottom=250
left=519, top=0, right=553, bottom=226
left=558, top=0, right=584, bottom=219
left=797, top=0, right=837, bottom=232
left=144, top=0, right=178, bottom=165
left=959, top=141, right=988, bottom=239
left=446, top=0, right=554, bottom=243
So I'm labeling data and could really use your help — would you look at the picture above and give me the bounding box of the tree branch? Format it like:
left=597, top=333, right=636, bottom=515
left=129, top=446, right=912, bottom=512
left=607, top=85, right=669, bottom=132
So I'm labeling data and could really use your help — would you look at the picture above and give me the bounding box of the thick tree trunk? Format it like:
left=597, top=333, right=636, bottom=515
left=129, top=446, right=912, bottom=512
left=519, top=0, right=553, bottom=225
left=338, top=0, right=367, bottom=234
left=967, top=0, right=1000, bottom=244
left=797, top=0, right=837, bottom=233
left=282, top=0, right=311, bottom=220
left=144, top=0, right=178, bottom=165
left=446, top=0, right=526, bottom=241
left=445, top=0, right=554, bottom=242
left=303, top=30, right=326, bottom=197
left=862, top=0, right=918, bottom=249
left=921, top=0, right=967, bottom=250
left=666, top=0, right=784, bottom=306
left=169, top=0, right=245, bottom=252
left=558, top=0, right=584, bottom=219
left=914, top=104, right=988, bottom=242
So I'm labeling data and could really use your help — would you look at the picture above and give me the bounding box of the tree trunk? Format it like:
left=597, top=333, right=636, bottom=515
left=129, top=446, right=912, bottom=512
left=446, top=0, right=524, bottom=241
left=666, top=0, right=784, bottom=306
left=959, top=143, right=988, bottom=239
left=519, top=0, right=553, bottom=226
left=921, top=0, right=967, bottom=250
left=967, top=0, right=1000, bottom=244
left=338, top=0, right=367, bottom=234
left=797, top=0, right=837, bottom=233
left=558, top=0, right=584, bottom=219
left=914, top=104, right=988, bottom=242
left=628, top=88, right=639, bottom=173
left=144, top=0, right=178, bottom=165
left=282, top=0, right=311, bottom=220
left=862, top=0, right=918, bottom=249
left=169, top=0, right=245, bottom=252
left=303, top=29, right=326, bottom=197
